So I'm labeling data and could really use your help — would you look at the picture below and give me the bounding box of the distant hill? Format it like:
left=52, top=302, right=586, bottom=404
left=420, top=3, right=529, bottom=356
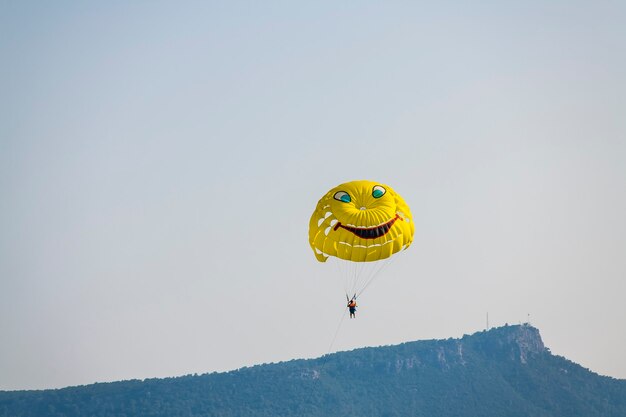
left=1, top=324, right=625, bottom=417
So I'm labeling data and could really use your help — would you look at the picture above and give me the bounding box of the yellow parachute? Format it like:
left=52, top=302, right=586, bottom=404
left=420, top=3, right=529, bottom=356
left=309, top=180, right=414, bottom=263
left=309, top=180, right=414, bottom=298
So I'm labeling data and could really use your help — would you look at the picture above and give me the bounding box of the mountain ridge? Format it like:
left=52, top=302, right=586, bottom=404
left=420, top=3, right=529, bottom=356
left=2, top=324, right=625, bottom=417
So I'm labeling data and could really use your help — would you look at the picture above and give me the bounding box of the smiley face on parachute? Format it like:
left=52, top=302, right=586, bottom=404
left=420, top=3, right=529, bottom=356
left=309, top=180, right=414, bottom=262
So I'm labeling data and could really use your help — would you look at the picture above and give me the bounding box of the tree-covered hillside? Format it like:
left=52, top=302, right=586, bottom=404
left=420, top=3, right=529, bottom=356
left=1, top=325, right=625, bottom=417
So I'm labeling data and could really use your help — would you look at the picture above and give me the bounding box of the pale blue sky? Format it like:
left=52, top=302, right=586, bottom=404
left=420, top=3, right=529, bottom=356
left=1, top=1, right=625, bottom=390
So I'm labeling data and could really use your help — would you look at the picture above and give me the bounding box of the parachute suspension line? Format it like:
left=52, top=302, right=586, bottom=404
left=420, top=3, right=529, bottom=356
left=334, top=246, right=404, bottom=301
left=361, top=257, right=396, bottom=293
left=334, top=258, right=350, bottom=299
left=355, top=252, right=402, bottom=299
left=350, top=261, right=383, bottom=299
left=346, top=263, right=353, bottom=297
left=350, top=261, right=363, bottom=297
left=335, top=258, right=365, bottom=299
left=301, top=305, right=349, bottom=412
left=326, top=306, right=349, bottom=356
left=337, top=257, right=386, bottom=302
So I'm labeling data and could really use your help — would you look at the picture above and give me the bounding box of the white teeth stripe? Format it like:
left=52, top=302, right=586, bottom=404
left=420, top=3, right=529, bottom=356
left=337, top=240, right=395, bottom=248
left=329, top=219, right=338, bottom=227
left=324, top=226, right=331, bottom=236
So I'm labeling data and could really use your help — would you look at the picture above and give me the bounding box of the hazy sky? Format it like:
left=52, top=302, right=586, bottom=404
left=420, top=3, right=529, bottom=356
left=1, top=1, right=625, bottom=390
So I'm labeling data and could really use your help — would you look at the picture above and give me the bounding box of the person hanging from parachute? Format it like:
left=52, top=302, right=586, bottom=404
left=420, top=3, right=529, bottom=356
left=309, top=180, right=414, bottom=318
left=347, top=295, right=357, bottom=319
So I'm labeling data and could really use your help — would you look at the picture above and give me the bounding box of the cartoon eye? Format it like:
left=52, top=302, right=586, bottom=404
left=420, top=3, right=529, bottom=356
left=333, top=191, right=351, bottom=203
left=372, top=185, right=386, bottom=198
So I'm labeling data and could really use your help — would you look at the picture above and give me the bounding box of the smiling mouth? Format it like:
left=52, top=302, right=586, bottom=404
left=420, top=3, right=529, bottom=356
left=333, top=214, right=401, bottom=239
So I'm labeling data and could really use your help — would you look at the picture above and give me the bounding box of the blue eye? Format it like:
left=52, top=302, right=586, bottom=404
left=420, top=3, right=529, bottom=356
left=372, top=185, right=386, bottom=198
left=333, top=191, right=351, bottom=203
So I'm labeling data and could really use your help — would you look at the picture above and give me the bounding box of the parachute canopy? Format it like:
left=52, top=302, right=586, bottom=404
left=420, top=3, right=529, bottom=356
left=309, top=180, right=414, bottom=263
